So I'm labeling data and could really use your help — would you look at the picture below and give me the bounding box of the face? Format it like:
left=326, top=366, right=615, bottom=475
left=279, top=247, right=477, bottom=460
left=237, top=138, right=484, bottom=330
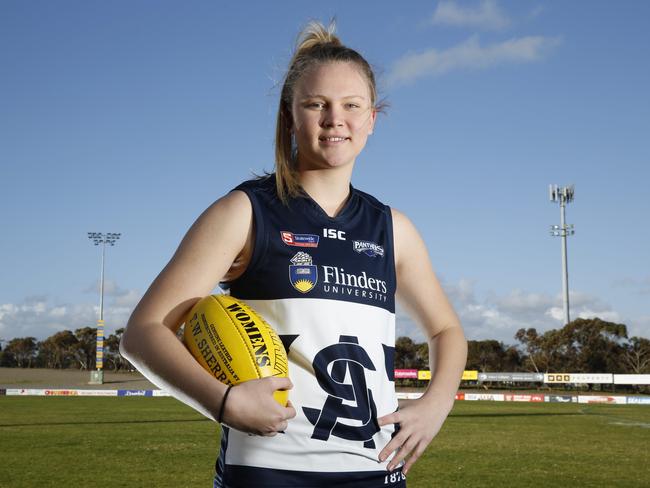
left=290, top=61, right=376, bottom=171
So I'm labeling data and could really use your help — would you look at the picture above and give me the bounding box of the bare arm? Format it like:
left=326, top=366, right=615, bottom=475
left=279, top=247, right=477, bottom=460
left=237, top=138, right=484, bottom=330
left=378, top=208, right=468, bottom=474
left=120, top=190, right=295, bottom=433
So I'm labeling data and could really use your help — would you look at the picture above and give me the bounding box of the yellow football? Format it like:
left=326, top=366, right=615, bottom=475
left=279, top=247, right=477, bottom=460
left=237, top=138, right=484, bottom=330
left=183, top=294, right=289, bottom=406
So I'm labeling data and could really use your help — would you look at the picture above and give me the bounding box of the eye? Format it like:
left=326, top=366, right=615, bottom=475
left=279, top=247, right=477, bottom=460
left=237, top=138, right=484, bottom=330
left=306, top=102, right=325, bottom=110
left=345, top=103, right=360, bottom=109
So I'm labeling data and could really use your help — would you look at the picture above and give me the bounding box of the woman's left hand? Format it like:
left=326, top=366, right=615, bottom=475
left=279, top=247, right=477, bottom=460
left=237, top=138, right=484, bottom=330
left=377, top=392, right=455, bottom=475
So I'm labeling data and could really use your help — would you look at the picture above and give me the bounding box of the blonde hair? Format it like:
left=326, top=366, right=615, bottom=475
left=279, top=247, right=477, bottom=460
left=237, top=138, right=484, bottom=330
left=274, top=20, right=384, bottom=203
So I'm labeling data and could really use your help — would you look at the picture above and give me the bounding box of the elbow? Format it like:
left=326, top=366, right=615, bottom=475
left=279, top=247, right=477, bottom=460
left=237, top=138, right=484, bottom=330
left=119, top=323, right=138, bottom=360
left=119, top=331, right=131, bottom=360
left=429, top=320, right=466, bottom=343
left=453, top=323, right=468, bottom=349
left=456, top=327, right=469, bottom=363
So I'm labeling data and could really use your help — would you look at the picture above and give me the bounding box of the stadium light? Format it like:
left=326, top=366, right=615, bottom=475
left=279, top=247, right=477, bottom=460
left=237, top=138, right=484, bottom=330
left=548, top=185, right=575, bottom=325
left=87, top=232, right=121, bottom=384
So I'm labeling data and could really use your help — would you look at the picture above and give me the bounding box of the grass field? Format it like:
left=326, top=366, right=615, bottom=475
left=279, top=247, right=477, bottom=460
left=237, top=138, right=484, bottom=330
left=1, top=397, right=649, bottom=487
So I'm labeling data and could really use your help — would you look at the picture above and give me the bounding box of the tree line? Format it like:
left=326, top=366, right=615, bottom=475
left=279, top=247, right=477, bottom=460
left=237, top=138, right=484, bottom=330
left=1, top=317, right=648, bottom=375
left=397, top=318, right=649, bottom=374
left=0, top=327, right=131, bottom=371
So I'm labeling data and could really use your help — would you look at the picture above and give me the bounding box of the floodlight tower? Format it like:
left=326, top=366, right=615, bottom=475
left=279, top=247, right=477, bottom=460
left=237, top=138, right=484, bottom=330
left=549, top=185, right=575, bottom=326
left=87, top=232, right=121, bottom=384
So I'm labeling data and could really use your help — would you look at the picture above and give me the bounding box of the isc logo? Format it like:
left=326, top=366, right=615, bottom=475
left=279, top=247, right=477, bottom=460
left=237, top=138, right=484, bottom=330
left=323, top=228, right=346, bottom=240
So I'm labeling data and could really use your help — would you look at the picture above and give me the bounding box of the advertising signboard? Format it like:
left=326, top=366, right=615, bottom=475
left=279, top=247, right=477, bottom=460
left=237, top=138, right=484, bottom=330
left=545, top=373, right=613, bottom=384
left=6, top=389, right=119, bottom=397
left=462, top=370, right=478, bottom=380
left=570, top=374, right=613, bottom=383
left=45, top=389, right=78, bottom=396
left=417, top=370, right=431, bottom=381
left=412, top=369, right=479, bottom=381
left=578, top=395, right=627, bottom=405
left=547, top=395, right=575, bottom=403
left=504, top=394, right=545, bottom=402
left=627, top=397, right=650, bottom=405
left=396, top=392, right=422, bottom=400
left=418, top=370, right=477, bottom=380
left=6, top=389, right=47, bottom=396
left=464, top=393, right=505, bottom=401
left=478, top=372, right=544, bottom=382
left=118, top=390, right=153, bottom=397
left=544, top=373, right=571, bottom=383
left=394, top=369, right=418, bottom=379
left=76, top=390, right=117, bottom=397
left=613, top=374, right=650, bottom=385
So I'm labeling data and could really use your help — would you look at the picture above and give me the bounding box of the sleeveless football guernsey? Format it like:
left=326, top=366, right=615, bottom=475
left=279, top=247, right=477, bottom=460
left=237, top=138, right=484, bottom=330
left=215, top=174, right=405, bottom=488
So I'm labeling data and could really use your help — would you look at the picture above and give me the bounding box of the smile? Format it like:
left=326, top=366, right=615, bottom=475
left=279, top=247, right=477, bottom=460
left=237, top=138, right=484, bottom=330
left=319, top=137, right=350, bottom=142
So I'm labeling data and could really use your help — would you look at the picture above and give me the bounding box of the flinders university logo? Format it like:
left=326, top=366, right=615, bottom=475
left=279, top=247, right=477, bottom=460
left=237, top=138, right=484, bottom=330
left=289, top=252, right=317, bottom=293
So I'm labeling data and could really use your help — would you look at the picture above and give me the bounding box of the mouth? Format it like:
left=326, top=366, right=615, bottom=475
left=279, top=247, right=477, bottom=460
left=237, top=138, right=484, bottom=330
left=319, top=136, right=350, bottom=143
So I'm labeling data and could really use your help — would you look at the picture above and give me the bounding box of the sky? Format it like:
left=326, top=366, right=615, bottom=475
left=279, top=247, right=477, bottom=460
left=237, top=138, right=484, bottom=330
left=1, top=0, right=649, bottom=346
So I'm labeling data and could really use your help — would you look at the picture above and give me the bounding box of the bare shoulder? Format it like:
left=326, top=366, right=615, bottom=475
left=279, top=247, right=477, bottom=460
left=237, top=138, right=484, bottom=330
left=171, top=188, right=254, bottom=284
left=172, top=189, right=252, bottom=272
left=390, top=207, right=426, bottom=267
left=212, top=189, right=251, bottom=213
left=198, top=189, right=252, bottom=228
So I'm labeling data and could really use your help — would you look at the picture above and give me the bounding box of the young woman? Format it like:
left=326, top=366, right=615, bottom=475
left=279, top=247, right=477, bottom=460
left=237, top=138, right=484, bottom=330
left=121, top=21, right=467, bottom=488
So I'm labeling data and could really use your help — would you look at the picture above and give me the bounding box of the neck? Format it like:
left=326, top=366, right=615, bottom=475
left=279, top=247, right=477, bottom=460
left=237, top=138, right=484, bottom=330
left=297, top=166, right=354, bottom=218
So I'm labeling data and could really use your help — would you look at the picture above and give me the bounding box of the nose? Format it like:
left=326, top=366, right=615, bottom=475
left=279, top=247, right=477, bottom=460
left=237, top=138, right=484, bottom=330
left=320, top=105, right=344, bottom=128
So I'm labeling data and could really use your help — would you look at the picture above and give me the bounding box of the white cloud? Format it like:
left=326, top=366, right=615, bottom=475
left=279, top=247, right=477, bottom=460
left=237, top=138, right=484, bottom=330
left=628, top=316, right=650, bottom=339
left=396, top=302, right=425, bottom=342
left=547, top=304, right=621, bottom=325
left=114, top=289, right=142, bottom=308
left=49, top=306, right=67, bottom=318
left=83, top=279, right=142, bottom=310
left=496, top=289, right=554, bottom=318
left=387, top=35, right=561, bottom=87
left=546, top=306, right=564, bottom=322
left=576, top=309, right=622, bottom=323
left=394, top=280, right=644, bottom=344
left=449, top=278, right=477, bottom=304
left=0, top=291, right=140, bottom=341
left=432, top=0, right=511, bottom=30
left=84, top=279, right=130, bottom=297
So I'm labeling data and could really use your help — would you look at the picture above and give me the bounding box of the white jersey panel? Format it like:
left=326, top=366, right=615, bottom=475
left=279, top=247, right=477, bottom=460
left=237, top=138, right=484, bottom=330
left=224, top=297, right=398, bottom=473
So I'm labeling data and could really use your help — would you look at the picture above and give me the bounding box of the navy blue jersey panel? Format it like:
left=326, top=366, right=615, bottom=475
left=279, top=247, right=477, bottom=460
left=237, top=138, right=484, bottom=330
left=216, top=464, right=407, bottom=488
left=224, top=182, right=271, bottom=287
left=214, top=425, right=229, bottom=488
left=224, top=175, right=396, bottom=313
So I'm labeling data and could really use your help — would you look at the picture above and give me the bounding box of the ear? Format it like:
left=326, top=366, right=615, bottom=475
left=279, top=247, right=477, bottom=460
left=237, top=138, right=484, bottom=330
left=367, top=109, right=377, bottom=135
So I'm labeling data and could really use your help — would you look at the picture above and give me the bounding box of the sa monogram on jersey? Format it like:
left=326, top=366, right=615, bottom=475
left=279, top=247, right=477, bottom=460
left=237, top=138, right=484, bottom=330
left=303, top=334, right=380, bottom=449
